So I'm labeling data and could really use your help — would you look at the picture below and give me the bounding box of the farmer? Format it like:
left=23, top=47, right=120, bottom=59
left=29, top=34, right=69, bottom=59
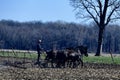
left=36, top=39, right=42, bottom=63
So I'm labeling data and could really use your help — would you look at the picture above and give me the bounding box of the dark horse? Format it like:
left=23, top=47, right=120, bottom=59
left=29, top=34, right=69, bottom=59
left=44, top=45, right=88, bottom=68
left=45, top=50, right=57, bottom=68
left=66, top=46, right=88, bottom=68
left=45, top=49, right=67, bottom=68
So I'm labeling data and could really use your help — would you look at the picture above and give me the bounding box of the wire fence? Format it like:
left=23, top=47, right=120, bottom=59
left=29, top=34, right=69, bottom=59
left=0, top=49, right=120, bottom=69
left=0, top=49, right=39, bottom=69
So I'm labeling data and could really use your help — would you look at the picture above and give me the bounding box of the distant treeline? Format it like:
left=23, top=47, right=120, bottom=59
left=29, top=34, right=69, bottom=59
left=0, top=20, right=120, bottom=53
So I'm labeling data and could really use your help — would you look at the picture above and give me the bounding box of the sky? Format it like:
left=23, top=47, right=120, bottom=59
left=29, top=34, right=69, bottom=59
left=0, top=0, right=80, bottom=23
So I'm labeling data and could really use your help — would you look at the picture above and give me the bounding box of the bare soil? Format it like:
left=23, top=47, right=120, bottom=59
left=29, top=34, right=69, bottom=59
left=0, top=57, right=120, bottom=80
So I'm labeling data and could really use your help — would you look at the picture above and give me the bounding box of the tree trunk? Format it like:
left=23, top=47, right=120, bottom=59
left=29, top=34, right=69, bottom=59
left=95, top=28, right=104, bottom=56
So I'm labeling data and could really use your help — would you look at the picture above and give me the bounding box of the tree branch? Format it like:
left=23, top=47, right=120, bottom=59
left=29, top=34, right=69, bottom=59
left=81, top=0, right=99, bottom=26
left=97, top=0, right=102, bottom=17
left=86, top=0, right=100, bottom=17
left=105, top=1, right=120, bottom=25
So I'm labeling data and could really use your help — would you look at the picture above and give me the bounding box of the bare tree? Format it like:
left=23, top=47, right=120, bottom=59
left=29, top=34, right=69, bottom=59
left=70, top=0, right=120, bottom=56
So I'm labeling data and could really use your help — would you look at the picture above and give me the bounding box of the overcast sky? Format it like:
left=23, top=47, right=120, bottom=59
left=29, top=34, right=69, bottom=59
left=0, top=0, right=80, bottom=23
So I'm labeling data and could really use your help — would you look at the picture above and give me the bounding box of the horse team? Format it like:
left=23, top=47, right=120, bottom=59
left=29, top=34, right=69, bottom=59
left=39, top=46, right=88, bottom=68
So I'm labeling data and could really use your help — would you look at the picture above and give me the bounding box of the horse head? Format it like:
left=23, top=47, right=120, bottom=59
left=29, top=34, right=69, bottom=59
left=75, top=45, right=88, bottom=57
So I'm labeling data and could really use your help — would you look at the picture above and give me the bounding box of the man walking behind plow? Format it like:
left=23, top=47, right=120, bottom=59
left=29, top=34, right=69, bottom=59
left=35, top=39, right=42, bottom=64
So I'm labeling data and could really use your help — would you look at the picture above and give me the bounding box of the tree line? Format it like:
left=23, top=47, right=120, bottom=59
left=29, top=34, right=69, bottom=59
left=0, top=20, right=120, bottom=53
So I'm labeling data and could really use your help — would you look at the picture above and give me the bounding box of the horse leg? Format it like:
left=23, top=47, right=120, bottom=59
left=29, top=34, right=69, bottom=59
left=72, top=61, right=75, bottom=68
left=63, top=61, right=66, bottom=68
left=56, top=60, right=60, bottom=68
left=60, top=60, right=65, bottom=68
left=69, top=61, right=72, bottom=68
left=51, top=60, right=55, bottom=68
left=79, top=58, right=83, bottom=67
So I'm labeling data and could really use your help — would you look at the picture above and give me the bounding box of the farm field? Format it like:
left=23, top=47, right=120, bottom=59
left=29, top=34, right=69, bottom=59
left=0, top=60, right=120, bottom=80
left=0, top=50, right=120, bottom=80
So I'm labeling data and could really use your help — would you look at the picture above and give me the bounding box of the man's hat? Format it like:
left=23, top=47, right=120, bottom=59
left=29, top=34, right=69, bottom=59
left=38, top=40, right=42, bottom=43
